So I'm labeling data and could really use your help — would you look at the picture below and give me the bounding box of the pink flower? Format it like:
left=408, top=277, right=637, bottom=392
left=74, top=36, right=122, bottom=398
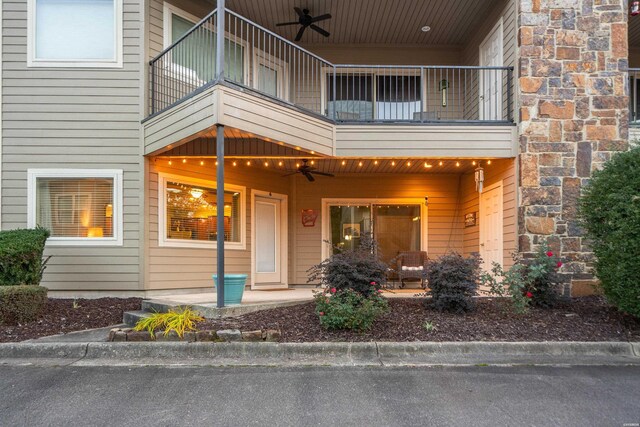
left=378, top=289, right=383, bottom=293
left=319, top=312, right=325, bottom=316
left=546, top=251, right=553, bottom=257
left=330, top=287, right=337, bottom=294
left=526, top=292, right=533, bottom=298
left=557, top=261, right=563, bottom=268
left=370, top=281, right=376, bottom=285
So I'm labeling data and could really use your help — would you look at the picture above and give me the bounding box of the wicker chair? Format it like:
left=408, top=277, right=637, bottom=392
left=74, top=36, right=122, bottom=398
left=396, top=251, right=429, bottom=289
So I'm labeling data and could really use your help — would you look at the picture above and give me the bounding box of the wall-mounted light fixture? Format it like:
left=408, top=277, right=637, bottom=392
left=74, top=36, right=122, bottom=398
left=475, top=166, right=485, bottom=193
left=424, top=196, right=429, bottom=206
left=440, top=79, right=449, bottom=107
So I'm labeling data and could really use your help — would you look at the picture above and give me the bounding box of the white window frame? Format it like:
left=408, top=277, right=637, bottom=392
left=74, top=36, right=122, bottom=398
left=253, top=50, right=289, bottom=100
left=27, top=0, right=123, bottom=68
left=162, top=2, right=250, bottom=85
left=321, top=198, right=428, bottom=261
left=158, top=172, right=246, bottom=250
left=27, top=169, right=124, bottom=246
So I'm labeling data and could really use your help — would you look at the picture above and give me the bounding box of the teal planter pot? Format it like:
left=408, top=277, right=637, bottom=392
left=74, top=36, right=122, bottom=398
left=213, top=274, right=247, bottom=305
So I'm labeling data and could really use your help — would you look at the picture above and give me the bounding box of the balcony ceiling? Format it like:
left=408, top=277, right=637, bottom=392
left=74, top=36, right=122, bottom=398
left=222, top=0, right=502, bottom=45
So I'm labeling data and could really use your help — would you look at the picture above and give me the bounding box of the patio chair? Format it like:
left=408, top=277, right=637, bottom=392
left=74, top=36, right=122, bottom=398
left=396, top=251, right=429, bottom=289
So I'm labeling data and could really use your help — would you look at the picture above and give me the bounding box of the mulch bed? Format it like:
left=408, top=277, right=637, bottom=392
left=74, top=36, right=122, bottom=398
left=0, top=298, right=142, bottom=343
left=198, top=296, right=640, bottom=342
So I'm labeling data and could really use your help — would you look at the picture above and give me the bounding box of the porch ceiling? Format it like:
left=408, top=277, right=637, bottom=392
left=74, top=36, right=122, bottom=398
left=154, top=157, right=504, bottom=174
left=219, top=0, right=503, bottom=45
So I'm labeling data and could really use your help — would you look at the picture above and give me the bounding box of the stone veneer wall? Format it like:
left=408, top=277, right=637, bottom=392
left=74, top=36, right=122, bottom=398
left=517, top=0, right=629, bottom=296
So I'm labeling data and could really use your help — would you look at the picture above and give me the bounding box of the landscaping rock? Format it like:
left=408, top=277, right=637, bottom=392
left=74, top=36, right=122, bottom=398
left=112, top=330, right=127, bottom=342
left=196, top=330, right=219, bottom=342
left=217, top=329, right=242, bottom=342
left=265, top=329, right=281, bottom=342
left=154, top=331, right=182, bottom=342
left=126, top=331, right=152, bottom=342
left=241, top=330, right=263, bottom=341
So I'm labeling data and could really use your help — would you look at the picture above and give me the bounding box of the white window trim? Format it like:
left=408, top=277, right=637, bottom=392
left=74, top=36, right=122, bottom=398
left=253, top=49, right=289, bottom=100
left=158, top=172, right=246, bottom=250
left=27, top=0, right=124, bottom=68
left=162, top=2, right=250, bottom=85
left=27, top=169, right=124, bottom=246
left=320, top=198, right=428, bottom=262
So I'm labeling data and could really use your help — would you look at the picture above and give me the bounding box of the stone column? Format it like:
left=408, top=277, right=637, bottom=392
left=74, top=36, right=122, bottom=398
left=517, top=0, right=629, bottom=296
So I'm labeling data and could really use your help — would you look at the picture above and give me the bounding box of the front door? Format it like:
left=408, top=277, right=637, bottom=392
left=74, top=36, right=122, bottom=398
left=479, top=19, right=503, bottom=120
left=254, top=196, right=281, bottom=286
left=479, top=183, right=503, bottom=273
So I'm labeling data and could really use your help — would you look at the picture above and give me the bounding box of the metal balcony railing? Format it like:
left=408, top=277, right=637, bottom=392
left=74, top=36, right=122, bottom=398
left=148, top=7, right=514, bottom=124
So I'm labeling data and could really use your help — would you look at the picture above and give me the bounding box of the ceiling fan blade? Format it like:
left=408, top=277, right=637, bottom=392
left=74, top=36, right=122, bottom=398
left=281, top=171, right=299, bottom=177
left=276, top=21, right=300, bottom=26
left=312, top=171, right=335, bottom=177
left=311, top=13, right=332, bottom=23
left=295, top=25, right=307, bottom=41
left=310, top=24, right=330, bottom=37
left=294, top=6, right=305, bottom=17
left=305, top=173, right=315, bottom=182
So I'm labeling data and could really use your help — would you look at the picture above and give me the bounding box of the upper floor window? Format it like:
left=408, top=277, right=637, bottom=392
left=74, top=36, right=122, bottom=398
left=28, top=0, right=123, bottom=67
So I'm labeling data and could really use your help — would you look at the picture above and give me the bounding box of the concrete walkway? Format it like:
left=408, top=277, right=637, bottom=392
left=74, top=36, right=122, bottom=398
left=149, top=287, right=424, bottom=307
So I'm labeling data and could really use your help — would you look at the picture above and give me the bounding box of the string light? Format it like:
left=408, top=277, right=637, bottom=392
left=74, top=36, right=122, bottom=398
left=472, top=161, right=476, bottom=166
left=264, top=162, right=269, bottom=167
left=407, top=161, right=411, bottom=167
left=439, top=161, right=443, bottom=166
left=278, top=161, right=283, bottom=166
left=310, top=160, right=315, bottom=165
left=232, top=161, right=237, bottom=167
left=358, top=161, right=363, bottom=167
left=296, top=163, right=300, bottom=168
left=391, top=161, right=396, bottom=166
left=200, top=161, right=204, bottom=166
left=487, top=160, right=492, bottom=165
left=456, top=161, right=460, bottom=167
left=215, top=161, right=218, bottom=166
left=341, top=160, right=346, bottom=166
left=374, top=160, right=378, bottom=165
left=246, top=161, right=251, bottom=166
left=182, top=159, right=187, bottom=164
left=168, top=160, right=172, bottom=166
left=424, top=162, right=432, bottom=168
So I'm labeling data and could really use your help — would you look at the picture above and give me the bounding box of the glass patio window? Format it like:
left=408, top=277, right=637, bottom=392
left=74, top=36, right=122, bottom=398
left=328, top=203, right=422, bottom=264
left=169, top=12, right=245, bottom=84
left=256, top=64, right=279, bottom=97
left=327, top=74, right=374, bottom=121
left=375, top=75, right=422, bottom=120
left=35, top=177, right=115, bottom=239
left=165, top=181, right=241, bottom=243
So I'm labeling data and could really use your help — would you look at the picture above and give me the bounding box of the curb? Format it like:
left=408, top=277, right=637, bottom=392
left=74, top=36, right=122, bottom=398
left=1, top=341, right=639, bottom=367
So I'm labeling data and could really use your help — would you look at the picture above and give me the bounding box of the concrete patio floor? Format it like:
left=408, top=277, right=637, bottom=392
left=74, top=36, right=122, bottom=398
left=149, top=287, right=424, bottom=308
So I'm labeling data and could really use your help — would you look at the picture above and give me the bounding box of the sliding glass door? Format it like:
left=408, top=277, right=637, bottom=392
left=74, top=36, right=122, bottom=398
left=327, top=201, right=423, bottom=264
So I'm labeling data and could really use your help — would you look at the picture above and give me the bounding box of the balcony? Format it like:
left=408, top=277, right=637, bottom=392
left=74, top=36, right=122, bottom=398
left=144, top=6, right=516, bottom=158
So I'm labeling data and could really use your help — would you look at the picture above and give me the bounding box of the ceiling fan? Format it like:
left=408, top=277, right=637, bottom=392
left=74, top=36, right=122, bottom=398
left=276, top=7, right=331, bottom=41
left=282, top=160, right=335, bottom=182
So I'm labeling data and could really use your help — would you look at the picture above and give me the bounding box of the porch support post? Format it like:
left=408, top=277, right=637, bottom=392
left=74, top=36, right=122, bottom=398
left=216, top=0, right=225, bottom=82
left=216, top=124, right=225, bottom=308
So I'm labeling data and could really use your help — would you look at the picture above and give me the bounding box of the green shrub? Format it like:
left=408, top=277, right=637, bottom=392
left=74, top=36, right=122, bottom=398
left=0, top=285, right=48, bottom=325
left=0, top=227, right=50, bottom=286
left=579, top=147, right=640, bottom=317
left=481, top=243, right=563, bottom=313
left=308, top=234, right=387, bottom=297
left=425, top=252, right=481, bottom=313
left=314, top=289, right=389, bottom=332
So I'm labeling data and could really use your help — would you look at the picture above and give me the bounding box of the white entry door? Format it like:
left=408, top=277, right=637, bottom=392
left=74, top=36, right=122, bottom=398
left=479, top=19, right=503, bottom=121
left=254, top=196, right=282, bottom=286
left=479, top=183, right=503, bottom=273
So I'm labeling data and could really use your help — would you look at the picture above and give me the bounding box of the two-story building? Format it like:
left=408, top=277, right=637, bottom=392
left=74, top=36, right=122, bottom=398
left=0, top=0, right=631, bottom=298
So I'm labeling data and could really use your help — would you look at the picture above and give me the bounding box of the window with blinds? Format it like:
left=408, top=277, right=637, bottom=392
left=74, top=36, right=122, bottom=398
left=165, top=181, right=241, bottom=243
left=36, top=177, right=115, bottom=238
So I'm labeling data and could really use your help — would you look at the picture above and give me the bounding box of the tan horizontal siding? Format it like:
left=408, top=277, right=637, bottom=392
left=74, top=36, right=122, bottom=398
left=1, top=0, right=145, bottom=291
